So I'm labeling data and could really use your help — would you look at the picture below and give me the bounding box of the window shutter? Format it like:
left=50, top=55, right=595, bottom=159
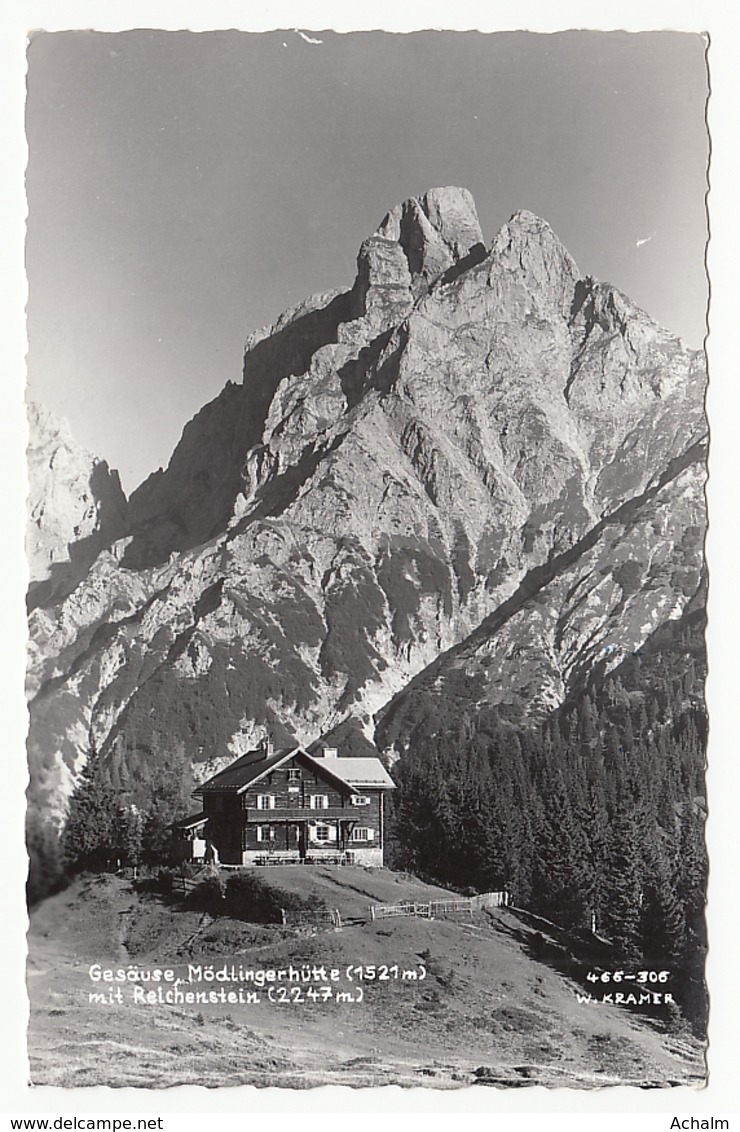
left=351, top=827, right=375, bottom=843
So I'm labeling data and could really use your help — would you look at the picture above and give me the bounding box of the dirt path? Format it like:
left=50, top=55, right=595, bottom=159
left=27, top=873, right=706, bottom=1089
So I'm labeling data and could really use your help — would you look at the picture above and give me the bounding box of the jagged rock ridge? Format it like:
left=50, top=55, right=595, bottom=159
left=26, top=187, right=707, bottom=820
left=26, top=402, right=128, bottom=611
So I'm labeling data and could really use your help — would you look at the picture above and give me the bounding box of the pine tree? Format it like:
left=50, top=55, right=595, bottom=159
left=675, top=807, right=709, bottom=1036
left=577, top=693, right=599, bottom=761
left=26, top=811, right=64, bottom=905
left=506, top=802, right=539, bottom=908
left=389, top=745, right=445, bottom=878
left=580, top=783, right=609, bottom=931
left=114, top=805, right=144, bottom=868
left=530, top=775, right=591, bottom=930
left=136, top=739, right=197, bottom=864
left=640, top=836, right=685, bottom=968
left=677, top=808, right=708, bottom=967
left=600, top=808, right=644, bottom=964
left=61, top=748, right=120, bottom=873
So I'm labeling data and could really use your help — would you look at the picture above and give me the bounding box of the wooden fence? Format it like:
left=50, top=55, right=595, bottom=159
left=470, top=891, right=510, bottom=910
left=280, top=907, right=342, bottom=929
left=369, top=890, right=509, bottom=921
left=172, top=867, right=507, bottom=931
left=173, top=869, right=209, bottom=895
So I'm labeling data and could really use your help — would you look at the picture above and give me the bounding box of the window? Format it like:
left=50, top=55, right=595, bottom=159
left=309, top=822, right=336, bottom=844
left=287, top=768, right=301, bottom=783
left=350, top=795, right=371, bottom=806
left=256, top=794, right=276, bottom=810
left=256, top=825, right=276, bottom=842
left=310, top=794, right=329, bottom=809
left=351, top=827, right=375, bottom=842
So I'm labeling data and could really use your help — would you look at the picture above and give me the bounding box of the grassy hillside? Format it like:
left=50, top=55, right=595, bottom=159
left=27, top=868, right=705, bottom=1089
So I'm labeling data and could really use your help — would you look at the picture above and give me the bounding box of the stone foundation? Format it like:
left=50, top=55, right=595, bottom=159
left=236, top=847, right=384, bottom=867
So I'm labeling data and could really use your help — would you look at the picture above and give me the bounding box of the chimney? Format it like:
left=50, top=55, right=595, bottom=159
left=261, top=737, right=274, bottom=758
left=323, top=746, right=338, bottom=759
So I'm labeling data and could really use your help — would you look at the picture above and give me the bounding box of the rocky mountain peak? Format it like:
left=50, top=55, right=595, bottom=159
left=26, top=401, right=128, bottom=610
left=486, top=208, right=582, bottom=321
left=372, top=185, right=486, bottom=295
left=27, top=189, right=707, bottom=833
left=570, top=276, right=664, bottom=342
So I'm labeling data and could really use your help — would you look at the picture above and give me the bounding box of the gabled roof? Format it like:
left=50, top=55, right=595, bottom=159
left=310, top=755, right=396, bottom=789
left=195, top=747, right=297, bottom=793
left=194, top=745, right=395, bottom=795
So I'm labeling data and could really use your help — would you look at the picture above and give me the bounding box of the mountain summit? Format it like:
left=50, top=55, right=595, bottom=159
left=27, top=189, right=706, bottom=826
left=26, top=402, right=128, bottom=610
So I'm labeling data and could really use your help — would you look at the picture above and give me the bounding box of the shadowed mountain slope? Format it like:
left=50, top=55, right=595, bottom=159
left=26, top=187, right=706, bottom=825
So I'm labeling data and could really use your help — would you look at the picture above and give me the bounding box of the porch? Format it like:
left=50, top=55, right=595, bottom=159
left=251, top=850, right=358, bottom=866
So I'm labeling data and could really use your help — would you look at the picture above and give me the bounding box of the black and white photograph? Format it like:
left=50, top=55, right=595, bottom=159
left=19, top=16, right=722, bottom=1097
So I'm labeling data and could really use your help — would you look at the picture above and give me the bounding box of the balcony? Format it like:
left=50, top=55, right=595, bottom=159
left=243, top=806, right=352, bottom=822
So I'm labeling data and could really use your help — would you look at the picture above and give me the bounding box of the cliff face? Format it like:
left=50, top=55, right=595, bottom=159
left=26, top=187, right=707, bottom=820
left=26, top=402, right=128, bottom=611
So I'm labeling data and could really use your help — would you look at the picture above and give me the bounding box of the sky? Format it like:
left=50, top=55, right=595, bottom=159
left=25, top=28, right=710, bottom=495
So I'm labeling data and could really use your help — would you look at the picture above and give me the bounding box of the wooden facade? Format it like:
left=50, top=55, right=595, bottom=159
left=177, top=743, right=395, bottom=867
left=172, top=812, right=208, bottom=863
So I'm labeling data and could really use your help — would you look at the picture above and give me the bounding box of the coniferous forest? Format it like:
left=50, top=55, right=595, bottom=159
left=383, top=594, right=708, bottom=1033
left=32, top=578, right=708, bottom=1036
